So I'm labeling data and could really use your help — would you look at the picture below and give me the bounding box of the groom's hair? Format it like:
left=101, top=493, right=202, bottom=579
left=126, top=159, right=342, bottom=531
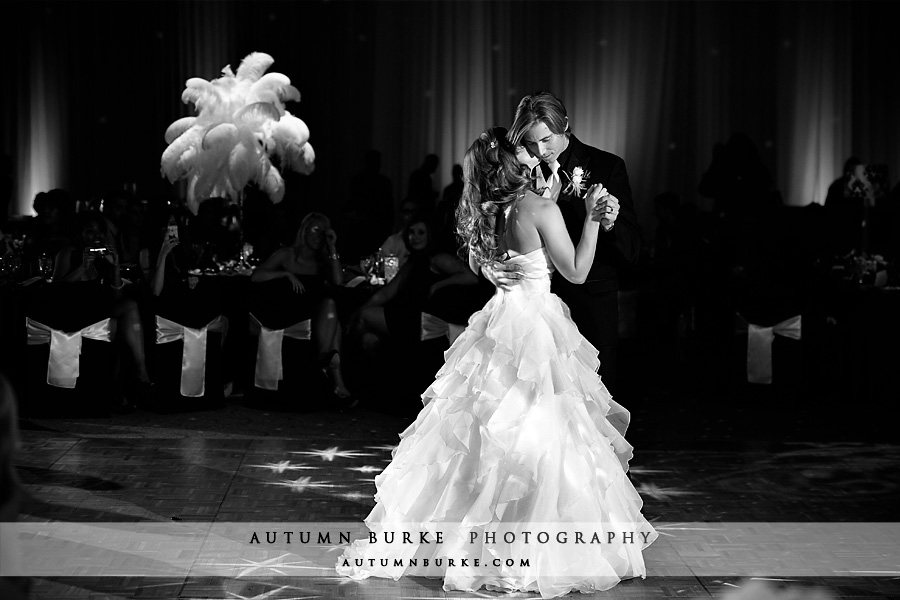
left=508, top=91, right=570, bottom=146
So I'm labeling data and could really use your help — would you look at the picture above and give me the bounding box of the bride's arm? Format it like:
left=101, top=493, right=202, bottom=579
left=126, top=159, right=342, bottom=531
left=537, top=188, right=604, bottom=284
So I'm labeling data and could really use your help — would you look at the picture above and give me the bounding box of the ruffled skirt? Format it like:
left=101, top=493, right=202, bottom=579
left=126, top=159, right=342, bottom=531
left=336, top=286, right=657, bottom=598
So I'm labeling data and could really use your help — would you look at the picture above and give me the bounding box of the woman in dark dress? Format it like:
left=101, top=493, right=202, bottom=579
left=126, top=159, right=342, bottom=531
left=251, top=212, right=352, bottom=402
left=349, top=215, right=478, bottom=352
left=145, top=206, right=220, bottom=323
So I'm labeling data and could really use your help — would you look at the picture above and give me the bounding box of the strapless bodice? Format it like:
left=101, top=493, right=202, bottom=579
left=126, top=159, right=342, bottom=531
left=503, top=247, right=553, bottom=294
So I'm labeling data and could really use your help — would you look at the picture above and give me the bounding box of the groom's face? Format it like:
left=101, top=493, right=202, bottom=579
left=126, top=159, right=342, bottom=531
left=522, top=122, right=568, bottom=165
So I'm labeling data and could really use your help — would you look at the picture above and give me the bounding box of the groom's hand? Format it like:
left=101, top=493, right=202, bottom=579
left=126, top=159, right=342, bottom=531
left=593, top=190, right=620, bottom=231
left=483, top=261, right=525, bottom=291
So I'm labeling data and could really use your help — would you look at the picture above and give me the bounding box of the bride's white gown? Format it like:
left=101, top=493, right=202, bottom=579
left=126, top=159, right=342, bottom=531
left=336, top=247, right=657, bottom=598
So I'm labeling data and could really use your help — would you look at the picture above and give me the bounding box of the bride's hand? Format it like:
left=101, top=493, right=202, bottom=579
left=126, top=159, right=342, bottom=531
left=592, top=188, right=619, bottom=231
left=483, top=261, right=524, bottom=291
left=585, top=184, right=607, bottom=222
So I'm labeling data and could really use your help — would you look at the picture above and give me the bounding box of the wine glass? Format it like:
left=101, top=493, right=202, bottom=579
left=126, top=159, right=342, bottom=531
left=38, top=253, right=54, bottom=281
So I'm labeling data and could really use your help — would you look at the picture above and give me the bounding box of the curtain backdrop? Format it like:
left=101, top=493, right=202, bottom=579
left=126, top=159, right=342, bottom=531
left=3, top=1, right=897, bottom=236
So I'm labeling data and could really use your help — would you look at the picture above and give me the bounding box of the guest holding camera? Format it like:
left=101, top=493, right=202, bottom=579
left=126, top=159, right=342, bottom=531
left=144, top=206, right=202, bottom=300
left=51, top=211, right=152, bottom=407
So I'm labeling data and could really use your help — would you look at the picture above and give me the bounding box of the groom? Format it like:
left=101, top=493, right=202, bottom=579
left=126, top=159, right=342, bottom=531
left=500, top=91, right=642, bottom=396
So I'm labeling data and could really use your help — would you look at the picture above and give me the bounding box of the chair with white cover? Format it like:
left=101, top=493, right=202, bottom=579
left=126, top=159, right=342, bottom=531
left=24, top=282, right=116, bottom=417
left=245, top=278, right=322, bottom=408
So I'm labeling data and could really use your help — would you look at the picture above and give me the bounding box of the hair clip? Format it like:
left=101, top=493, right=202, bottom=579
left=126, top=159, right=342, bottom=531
left=489, top=140, right=497, bottom=149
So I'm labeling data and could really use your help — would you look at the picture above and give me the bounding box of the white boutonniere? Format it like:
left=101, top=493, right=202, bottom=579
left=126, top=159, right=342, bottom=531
left=562, top=166, right=590, bottom=198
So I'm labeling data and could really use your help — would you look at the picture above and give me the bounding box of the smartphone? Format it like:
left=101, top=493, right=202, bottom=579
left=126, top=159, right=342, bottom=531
left=166, top=225, right=179, bottom=242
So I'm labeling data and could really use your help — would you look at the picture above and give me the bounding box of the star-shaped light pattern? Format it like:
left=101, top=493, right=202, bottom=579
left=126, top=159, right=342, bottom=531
left=292, top=447, right=375, bottom=462
left=339, top=491, right=374, bottom=503
left=227, top=585, right=319, bottom=600
left=346, top=465, right=382, bottom=473
left=251, top=460, right=321, bottom=474
left=628, top=466, right=670, bottom=475
left=318, top=575, right=364, bottom=587
left=651, top=521, right=726, bottom=538
left=209, top=554, right=315, bottom=577
left=366, top=445, right=399, bottom=452
left=268, top=477, right=343, bottom=494
left=635, top=483, right=701, bottom=502
left=395, top=592, right=534, bottom=599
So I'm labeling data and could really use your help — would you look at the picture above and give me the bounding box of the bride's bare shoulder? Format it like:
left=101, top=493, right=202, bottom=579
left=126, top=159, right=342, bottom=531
left=518, top=191, right=558, bottom=215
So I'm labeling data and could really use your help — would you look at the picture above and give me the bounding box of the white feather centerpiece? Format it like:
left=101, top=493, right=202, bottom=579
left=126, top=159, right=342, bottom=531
left=160, top=52, right=314, bottom=214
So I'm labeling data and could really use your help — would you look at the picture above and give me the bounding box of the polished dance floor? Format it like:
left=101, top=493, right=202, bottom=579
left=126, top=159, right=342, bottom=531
left=7, top=381, right=900, bottom=600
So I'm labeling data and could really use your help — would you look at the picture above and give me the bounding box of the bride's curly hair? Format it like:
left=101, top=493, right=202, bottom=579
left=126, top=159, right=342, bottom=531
left=455, top=127, right=531, bottom=265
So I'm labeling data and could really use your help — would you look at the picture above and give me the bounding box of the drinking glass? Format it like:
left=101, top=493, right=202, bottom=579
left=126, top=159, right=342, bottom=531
left=38, top=253, right=54, bottom=280
left=384, top=255, right=400, bottom=282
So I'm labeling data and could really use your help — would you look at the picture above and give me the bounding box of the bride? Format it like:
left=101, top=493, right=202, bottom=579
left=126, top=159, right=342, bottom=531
left=336, top=127, right=657, bottom=598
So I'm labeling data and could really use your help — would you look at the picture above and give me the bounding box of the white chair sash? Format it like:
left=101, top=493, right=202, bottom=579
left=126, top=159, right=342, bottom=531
left=155, top=315, right=227, bottom=397
left=26, top=317, right=112, bottom=388
left=421, top=312, right=465, bottom=345
left=736, top=314, right=802, bottom=385
left=248, top=313, right=312, bottom=391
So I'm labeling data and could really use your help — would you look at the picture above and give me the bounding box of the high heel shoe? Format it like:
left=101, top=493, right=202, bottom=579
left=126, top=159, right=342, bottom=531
left=318, top=349, right=340, bottom=371
left=319, top=351, right=357, bottom=411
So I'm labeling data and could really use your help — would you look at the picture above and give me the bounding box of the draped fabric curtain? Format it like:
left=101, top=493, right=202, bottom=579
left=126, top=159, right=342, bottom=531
left=778, top=1, right=854, bottom=207
left=4, top=1, right=235, bottom=215
left=18, top=2, right=67, bottom=213
left=368, top=0, right=896, bottom=225
left=3, top=1, right=897, bottom=235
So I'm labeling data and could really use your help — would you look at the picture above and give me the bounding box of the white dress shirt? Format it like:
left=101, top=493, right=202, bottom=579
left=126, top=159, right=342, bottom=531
left=536, top=160, right=562, bottom=202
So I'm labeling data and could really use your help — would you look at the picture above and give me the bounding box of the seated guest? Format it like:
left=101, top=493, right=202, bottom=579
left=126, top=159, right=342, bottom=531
left=139, top=200, right=191, bottom=283
left=145, top=204, right=232, bottom=397
left=824, top=157, right=864, bottom=257
left=146, top=205, right=220, bottom=318
left=51, top=211, right=151, bottom=407
left=251, top=212, right=353, bottom=404
left=23, top=188, right=76, bottom=276
left=101, top=191, right=146, bottom=270
left=378, top=199, right=421, bottom=268
left=349, top=215, right=478, bottom=353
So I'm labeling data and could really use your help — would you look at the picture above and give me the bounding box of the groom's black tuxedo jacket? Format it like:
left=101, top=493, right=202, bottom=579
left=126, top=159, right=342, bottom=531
left=550, top=135, right=642, bottom=295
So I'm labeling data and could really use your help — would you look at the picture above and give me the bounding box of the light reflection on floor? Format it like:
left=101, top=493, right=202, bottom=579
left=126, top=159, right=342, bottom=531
left=11, top=398, right=900, bottom=599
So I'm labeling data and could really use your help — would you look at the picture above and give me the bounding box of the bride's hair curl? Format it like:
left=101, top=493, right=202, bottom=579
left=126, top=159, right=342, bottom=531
left=455, top=127, right=531, bottom=265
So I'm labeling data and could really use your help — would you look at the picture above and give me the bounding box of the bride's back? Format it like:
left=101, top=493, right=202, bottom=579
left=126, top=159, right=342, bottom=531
left=501, top=191, right=551, bottom=258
